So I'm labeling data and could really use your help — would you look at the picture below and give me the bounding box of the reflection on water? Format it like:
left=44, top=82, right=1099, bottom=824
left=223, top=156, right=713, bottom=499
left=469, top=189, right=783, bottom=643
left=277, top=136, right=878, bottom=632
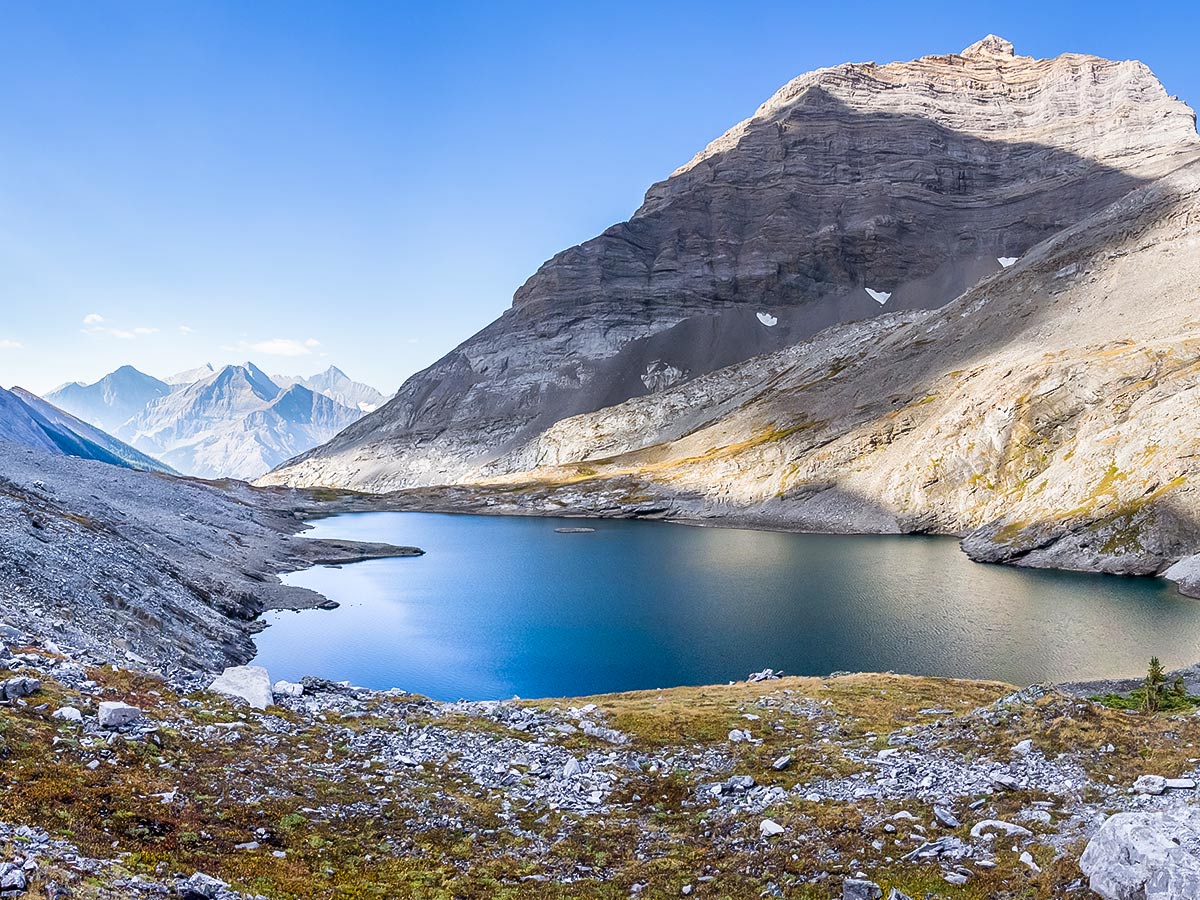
left=252, top=512, right=1200, bottom=701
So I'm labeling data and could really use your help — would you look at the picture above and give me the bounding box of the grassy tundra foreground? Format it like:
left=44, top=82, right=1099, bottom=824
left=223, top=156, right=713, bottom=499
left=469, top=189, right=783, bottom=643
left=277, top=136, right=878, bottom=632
left=2, top=642, right=1198, bottom=900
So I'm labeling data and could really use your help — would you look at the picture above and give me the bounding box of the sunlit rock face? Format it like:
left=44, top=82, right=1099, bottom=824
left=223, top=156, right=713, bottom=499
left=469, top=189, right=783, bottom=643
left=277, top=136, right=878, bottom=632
left=264, top=36, right=1199, bottom=493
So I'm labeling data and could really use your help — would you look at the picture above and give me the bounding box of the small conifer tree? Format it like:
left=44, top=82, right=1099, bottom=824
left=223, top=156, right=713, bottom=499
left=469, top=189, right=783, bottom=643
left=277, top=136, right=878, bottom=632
left=1142, top=657, right=1166, bottom=712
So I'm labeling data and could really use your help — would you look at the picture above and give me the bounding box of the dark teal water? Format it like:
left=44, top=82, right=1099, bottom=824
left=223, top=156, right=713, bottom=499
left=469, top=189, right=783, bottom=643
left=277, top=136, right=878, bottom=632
left=252, top=512, right=1200, bottom=701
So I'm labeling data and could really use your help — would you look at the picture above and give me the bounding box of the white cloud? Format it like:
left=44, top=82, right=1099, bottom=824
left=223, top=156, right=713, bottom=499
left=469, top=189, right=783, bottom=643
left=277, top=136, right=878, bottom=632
left=0, top=339, right=22, bottom=350
left=179, top=325, right=195, bottom=334
left=249, top=338, right=313, bottom=357
left=304, top=337, right=320, bottom=348
left=82, top=314, right=160, bottom=340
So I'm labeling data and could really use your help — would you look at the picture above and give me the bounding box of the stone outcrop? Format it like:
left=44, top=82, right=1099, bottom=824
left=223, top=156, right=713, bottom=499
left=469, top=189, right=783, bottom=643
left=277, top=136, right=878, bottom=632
left=1081, top=808, right=1200, bottom=899
left=264, top=36, right=1198, bottom=494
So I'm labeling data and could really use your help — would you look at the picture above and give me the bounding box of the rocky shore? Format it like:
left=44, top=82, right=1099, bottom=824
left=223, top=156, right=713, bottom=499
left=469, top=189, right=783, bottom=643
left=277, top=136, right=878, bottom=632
left=0, top=622, right=1198, bottom=899
left=0, top=443, right=421, bottom=678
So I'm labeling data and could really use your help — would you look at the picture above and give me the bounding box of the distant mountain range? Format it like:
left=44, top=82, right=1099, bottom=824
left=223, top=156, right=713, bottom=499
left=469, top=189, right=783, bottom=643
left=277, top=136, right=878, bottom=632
left=44, top=363, right=384, bottom=480
left=0, top=385, right=176, bottom=473
left=47, top=365, right=171, bottom=435
left=271, top=366, right=386, bottom=412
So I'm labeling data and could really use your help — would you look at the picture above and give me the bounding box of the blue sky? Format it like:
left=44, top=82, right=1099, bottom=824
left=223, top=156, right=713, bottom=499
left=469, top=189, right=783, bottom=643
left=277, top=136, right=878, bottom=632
left=0, top=0, right=1196, bottom=394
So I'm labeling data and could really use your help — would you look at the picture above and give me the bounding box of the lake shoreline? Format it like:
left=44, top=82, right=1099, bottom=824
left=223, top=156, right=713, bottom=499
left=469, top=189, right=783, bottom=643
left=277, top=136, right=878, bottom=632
left=255, top=509, right=1199, bottom=701
left=291, top=484, right=1200, bottom=600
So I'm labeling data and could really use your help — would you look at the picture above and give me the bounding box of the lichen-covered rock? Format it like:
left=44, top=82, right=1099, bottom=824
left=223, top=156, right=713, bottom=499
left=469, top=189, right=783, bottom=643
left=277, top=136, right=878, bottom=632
left=1080, top=808, right=1200, bottom=900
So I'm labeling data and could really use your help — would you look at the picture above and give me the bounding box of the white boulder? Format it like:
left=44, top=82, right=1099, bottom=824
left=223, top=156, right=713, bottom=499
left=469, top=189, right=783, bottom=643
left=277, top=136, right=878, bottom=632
left=969, top=819, right=1032, bottom=839
left=1080, top=808, right=1200, bottom=900
left=208, top=665, right=273, bottom=710
left=759, top=819, right=785, bottom=837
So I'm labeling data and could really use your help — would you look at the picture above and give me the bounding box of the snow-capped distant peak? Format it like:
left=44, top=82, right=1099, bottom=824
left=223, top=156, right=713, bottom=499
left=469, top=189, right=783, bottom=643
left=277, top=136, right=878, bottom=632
left=166, top=363, right=215, bottom=386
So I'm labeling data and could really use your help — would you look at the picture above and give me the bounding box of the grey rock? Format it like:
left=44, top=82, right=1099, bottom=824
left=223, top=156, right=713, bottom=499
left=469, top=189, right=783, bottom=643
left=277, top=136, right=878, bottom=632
left=1, top=676, right=40, bottom=700
left=842, top=878, right=882, bottom=900
left=934, top=806, right=960, bottom=828
left=176, top=872, right=228, bottom=900
left=0, top=866, right=27, bottom=893
left=772, top=754, right=792, bottom=771
left=97, top=701, right=143, bottom=729
left=1134, top=775, right=1169, bottom=795
left=1081, top=809, right=1200, bottom=900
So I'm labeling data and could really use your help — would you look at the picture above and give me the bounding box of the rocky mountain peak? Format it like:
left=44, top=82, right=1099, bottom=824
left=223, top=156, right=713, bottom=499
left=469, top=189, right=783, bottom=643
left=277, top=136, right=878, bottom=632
left=961, top=34, right=1016, bottom=58
left=264, top=37, right=1200, bottom=494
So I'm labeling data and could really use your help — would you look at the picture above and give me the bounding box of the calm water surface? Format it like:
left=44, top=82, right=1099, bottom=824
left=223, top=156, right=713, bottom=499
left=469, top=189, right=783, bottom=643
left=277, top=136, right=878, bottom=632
left=252, top=512, right=1200, bottom=700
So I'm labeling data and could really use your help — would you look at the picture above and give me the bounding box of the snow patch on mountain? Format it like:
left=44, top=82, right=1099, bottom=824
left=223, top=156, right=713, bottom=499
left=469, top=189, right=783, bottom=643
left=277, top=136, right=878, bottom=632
left=865, top=288, right=892, bottom=305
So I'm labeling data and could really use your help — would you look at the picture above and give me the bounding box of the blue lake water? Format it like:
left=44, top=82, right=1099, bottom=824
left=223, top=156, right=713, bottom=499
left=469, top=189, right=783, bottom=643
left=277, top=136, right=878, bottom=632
left=252, top=512, right=1200, bottom=701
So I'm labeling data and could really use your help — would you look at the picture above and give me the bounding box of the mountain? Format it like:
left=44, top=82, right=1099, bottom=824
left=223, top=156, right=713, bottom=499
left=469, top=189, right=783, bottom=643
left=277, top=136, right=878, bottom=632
left=125, top=363, right=364, bottom=480
left=45, top=365, right=171, bottom=435
left=0, top=385, right=176, bottom=473
left=166, top=362, right=215, bottom=388
left=386, top=160, right=1200, bottom=582
left=265, top=36, right=1200, bottom=493
left=272, top=365, right=387, bottom=412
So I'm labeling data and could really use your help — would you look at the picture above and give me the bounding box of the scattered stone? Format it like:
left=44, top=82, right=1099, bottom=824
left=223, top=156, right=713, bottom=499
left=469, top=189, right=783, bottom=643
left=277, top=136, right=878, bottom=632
left=1019, top=851, right=1041, bottom=873
left=51, top=706, right=82, bottom=722
left=772, top=754, right=792, bottom=771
